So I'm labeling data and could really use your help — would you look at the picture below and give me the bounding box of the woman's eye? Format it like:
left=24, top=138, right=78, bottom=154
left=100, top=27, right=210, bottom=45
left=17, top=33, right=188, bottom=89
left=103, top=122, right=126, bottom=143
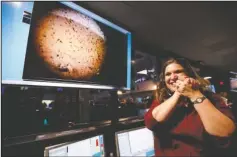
left=176, top=70, right=184, bottom=74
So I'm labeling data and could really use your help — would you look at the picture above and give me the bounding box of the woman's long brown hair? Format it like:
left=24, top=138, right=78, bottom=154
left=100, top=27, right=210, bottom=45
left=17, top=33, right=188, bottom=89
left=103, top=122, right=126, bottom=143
left=155, top=58, right=210, bottom=103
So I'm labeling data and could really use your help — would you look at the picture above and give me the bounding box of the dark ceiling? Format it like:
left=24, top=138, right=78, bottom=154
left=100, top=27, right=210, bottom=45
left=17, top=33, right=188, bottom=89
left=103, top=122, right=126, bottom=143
left=82, top=1, right=237, bottom=72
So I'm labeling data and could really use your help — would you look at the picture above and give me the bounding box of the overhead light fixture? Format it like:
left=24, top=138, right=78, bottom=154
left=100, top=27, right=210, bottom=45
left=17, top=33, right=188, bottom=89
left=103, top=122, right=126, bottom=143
left=42, top=100, right=54, bottom=106
left=137, top=70, right=147, bottom=75
left=148, top=68, right=155, bottom=73
left=204, top=76, right=212, bottom=80
left=230, top=71, right=237, bottom=74
left=117, top=90, right=123, bottom=95
left=197, top=60, right=205, bottom=65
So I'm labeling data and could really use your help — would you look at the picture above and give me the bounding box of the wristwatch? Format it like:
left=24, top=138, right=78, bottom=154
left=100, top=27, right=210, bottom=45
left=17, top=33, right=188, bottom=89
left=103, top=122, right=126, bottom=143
left=191, top=96, right=206, bottom=105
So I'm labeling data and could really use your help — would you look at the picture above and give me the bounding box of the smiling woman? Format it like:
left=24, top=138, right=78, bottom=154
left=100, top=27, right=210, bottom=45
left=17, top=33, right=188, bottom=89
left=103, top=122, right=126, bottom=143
left=164, top=63, right=187, bottom=92
left=158, top=58, right=210, bottom=103
left=144, top=58, right=236, bottom=157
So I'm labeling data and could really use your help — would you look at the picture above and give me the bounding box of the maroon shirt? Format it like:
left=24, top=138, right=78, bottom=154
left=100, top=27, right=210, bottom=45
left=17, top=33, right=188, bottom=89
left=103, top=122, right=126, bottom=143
left=144, top=93, right=236, bottom=156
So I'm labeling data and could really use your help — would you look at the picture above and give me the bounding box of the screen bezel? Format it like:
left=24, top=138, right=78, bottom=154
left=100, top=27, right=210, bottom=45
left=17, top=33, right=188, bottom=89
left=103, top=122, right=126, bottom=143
left=21, top=1, right=132, bottom=90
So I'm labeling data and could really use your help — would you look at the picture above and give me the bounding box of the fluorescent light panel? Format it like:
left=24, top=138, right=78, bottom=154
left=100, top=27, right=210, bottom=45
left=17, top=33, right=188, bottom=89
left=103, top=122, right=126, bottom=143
left=204, top=76, right=212, bottom=80
left=1, top=80, right=130, bottom=90
left=137, top=70, right=147, bottom=75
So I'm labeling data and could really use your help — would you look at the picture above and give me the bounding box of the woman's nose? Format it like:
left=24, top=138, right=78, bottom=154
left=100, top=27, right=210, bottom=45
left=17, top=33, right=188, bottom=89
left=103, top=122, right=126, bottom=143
left=171, top=73, right=178, bottom=80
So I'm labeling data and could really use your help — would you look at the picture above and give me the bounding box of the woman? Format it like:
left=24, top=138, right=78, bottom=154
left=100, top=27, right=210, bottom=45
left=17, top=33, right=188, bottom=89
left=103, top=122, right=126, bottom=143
left=144, top=58, right=236, bottom=156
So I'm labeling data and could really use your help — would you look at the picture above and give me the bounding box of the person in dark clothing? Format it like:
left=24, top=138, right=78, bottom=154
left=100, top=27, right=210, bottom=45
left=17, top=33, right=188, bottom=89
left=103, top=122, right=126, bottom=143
left=144, top=58, right=236, bottom=156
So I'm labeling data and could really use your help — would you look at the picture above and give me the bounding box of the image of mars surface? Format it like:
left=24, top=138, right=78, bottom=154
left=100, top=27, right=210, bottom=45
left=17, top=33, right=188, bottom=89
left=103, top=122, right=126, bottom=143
left=23, top=2, right=128, bottom=87
left=33, top=8, right=106, bottom=79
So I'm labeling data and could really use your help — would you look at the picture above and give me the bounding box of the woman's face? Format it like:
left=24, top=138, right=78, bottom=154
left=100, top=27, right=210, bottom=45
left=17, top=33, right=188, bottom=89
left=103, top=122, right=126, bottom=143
left=164, top=63, right=188, bottom=92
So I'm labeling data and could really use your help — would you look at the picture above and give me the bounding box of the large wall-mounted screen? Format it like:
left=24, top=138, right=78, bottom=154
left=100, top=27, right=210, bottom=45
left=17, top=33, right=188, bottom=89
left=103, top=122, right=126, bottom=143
left=2, top=2, right=131, bottom=90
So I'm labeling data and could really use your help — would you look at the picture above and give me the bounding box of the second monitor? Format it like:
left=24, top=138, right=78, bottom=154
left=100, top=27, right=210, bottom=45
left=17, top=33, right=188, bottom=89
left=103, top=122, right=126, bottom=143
left=115, top=127, right=155, bottom=156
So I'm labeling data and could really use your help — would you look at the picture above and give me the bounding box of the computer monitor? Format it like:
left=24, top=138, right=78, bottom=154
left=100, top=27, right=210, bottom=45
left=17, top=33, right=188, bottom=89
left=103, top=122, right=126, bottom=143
left=44, top=135, right=105, bottom=157
left=230, top=71, right=237, bottom=92
left=2, top=1, right=131, bottom=90
left=115, top=127, right=155, bottom=157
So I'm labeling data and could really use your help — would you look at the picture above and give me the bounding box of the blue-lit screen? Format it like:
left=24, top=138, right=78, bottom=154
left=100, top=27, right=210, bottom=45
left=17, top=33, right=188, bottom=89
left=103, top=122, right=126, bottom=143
left=2, top=2, right=34, bottom=81
left=2, top=2, right=131, bottom=89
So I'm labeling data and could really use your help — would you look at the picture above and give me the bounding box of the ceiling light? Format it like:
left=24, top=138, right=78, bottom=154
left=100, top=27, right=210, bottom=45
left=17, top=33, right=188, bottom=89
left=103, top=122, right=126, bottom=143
left=230, top=71, right=237, bottom=74
left=137, top=70, right=147, bottom=75
left=117, top=90, right=123, bottom=95
left=204, top=76, right=212, bottom=80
